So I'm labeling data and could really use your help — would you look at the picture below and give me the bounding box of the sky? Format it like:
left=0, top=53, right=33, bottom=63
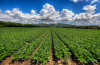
left=0, top=0, right=100, bottom=25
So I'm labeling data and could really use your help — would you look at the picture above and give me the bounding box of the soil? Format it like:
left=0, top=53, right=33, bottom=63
left=93, top=63, right=100, bottom=65
left=45, top=31, right=55, bottom=65
left=45, top=51, right=55, bottom=65
left=0, top=33, right=47, bottom=65
left=55, top=59, right=65, bottom=65
left=68, top=57, right=77, bottom=65
left=26, top=42, right=29, bottom=45
left=0, top=55, right=13, bottom=65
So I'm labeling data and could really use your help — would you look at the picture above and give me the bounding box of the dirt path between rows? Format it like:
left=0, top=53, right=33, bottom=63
left=0, top=33, right=47, bottom=65
left=68, top=56, right=77, bottom=65
left=45, top=31, right=55, bottom=65
left=46, top=30, right=65, bottom=65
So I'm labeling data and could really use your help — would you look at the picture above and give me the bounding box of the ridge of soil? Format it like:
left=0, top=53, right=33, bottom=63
left=0, top=33, right=47, bottom=65
left=45, top=30, right=55, bottom=65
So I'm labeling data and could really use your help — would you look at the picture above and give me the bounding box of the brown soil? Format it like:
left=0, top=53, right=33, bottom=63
left=93, top=62, right=100, bottom=65
left=68, top=57, right=77, bottom=65
left=55, top=59, right=65, bottom=65
left=45, top=51, right=55, bottom=65
left=68, top=56, right=85, bottom=65
left=0, top=55, right=13, bottom=65
left=0, top=33, right=47, bottom=65
left=45, top=31, right=55, bottom=65
left=26, top=42, right=29, bottom=45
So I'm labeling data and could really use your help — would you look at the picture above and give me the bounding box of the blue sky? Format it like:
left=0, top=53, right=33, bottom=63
left=0, top=0, right=100, bottom=25
left=0, top=0, right=99, bottom=14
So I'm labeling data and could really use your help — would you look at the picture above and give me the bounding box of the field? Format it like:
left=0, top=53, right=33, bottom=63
left=0, top=27, right=100, bottom=65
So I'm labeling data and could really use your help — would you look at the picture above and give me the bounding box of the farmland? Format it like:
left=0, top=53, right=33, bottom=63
left=0, top=27, right=100, bottom=65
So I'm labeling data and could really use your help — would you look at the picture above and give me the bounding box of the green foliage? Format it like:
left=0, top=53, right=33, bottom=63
left=54, top=28, right=100, bottom=64
left=11, top=33, right=46, bottom=61
left=32, top=31, right=51, bottom=65
left=0, top=21, right=38, bottom=27
left=0, top=27, right=100, bottom=65
left=52, top=31, right=71, bottom=64
left=0, top=25, right=5, bottom=28
left=0, top=27, right=47, bottom=61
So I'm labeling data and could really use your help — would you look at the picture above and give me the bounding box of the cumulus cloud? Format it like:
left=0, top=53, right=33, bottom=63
left=73, top=4, right=100, bottom=25
left=59, top=9, right=74, bottom=21
left=31, top=10, right=36, bottom=15
left=71, top=0, right=89, bottom=3
left=72, top=0, right=78, bottom=3
left=91, top=0, right=98, bottom=4
left=0, top=3, right=100, bottom=25
left=39, top=3, right=60, bottom=21
left=4, top=8, right=38, bottom=24
left=82, top=4, right=96, bottom=14
left=71, top=0, right=82, bottom=3
left=71, top=0, right=98, bottom=4
left=0, top=13, right=14, bottom=22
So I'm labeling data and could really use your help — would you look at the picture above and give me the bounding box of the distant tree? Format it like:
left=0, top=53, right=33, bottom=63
left=0, top=24, right=5, bottom=28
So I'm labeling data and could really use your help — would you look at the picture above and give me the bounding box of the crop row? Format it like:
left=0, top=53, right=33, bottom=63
left=11, top=32, right=47, bottom=61
left=0, top=28, right=47, bottom=61
left=52, top=31, right=71, bottom=64
left=58, top=29, right=100, bottom=60
left=54, top=29, right=98, bottom=64
left=32, top=30, right=51, bottom=65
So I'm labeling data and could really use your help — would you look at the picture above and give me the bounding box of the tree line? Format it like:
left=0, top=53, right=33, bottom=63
left=0, top=21, right=100, bottom=29
left=0, top=21, right=39, bottom=27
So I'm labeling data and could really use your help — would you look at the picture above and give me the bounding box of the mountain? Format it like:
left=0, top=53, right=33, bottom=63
left=36, top=23, right=77, bottom=27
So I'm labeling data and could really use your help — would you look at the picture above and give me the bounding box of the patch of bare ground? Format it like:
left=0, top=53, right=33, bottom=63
left=93, top=62, right=100, bottom=65
left=55, top=59, right=65, bottom=65
left=26, top=42, right=29, bottom=45
left=45, top=31, right=55, bottom=65
left=68, top=56, right=77, bottom=65
left=0, top=55, right=13, bottom=65
left=68, top=56, right=85, bottom=65
left=0, top=33, right=47, bottom=65
left=45, top=50, right=55, bottom=65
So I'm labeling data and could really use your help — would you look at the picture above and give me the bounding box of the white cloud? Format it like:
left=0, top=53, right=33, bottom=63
left=60, top=9, right=74, bottom=18
left=0, top=3, right=100, bottom=25
left=73, top=4, right=100, bottom=25
left=72, top=0, right=78, bottom=3
left=31, top=10, right=36, bottom=15
left=4, top=8, right=38, bottom=24
left=59, top=9, right=74, bottom=21
left=71, top=0, right=89, bottom=3
left=82, top=4, right=96, bottom=14
left=39, top=3, right=60, bottom=21
left=91, top=0, right=98, bottom=4
left=0, top=13, right=14, bottom=22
